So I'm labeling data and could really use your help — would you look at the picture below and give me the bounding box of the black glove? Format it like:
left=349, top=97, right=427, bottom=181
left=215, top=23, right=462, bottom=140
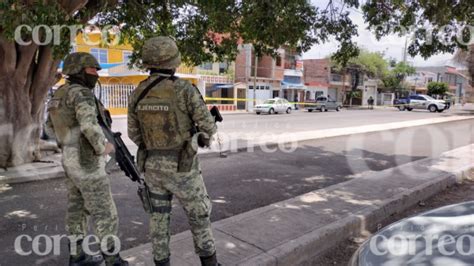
left=198, top=134, right=211, bottom=148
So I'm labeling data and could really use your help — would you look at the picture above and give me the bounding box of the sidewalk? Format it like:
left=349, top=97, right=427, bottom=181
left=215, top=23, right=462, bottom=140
left=0, top=153, right=63, bottom=184
left=121, top=144, right=474, bottom=265
left=2, top=115, right=473, bottom=184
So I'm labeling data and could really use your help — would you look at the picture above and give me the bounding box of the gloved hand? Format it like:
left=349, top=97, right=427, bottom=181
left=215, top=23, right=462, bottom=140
left=197, top=134, right=211, bottom=148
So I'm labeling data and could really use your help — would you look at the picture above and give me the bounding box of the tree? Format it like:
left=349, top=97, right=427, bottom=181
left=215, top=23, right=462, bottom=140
left=361, top=0, right=474, bottom=95
left=427, top=82, right=449, bottom=96
left=382, top=61, right=416, bottom=93
left=330, top=49, right=389, bottom=105
left=0, top=0, right=360, bottom=167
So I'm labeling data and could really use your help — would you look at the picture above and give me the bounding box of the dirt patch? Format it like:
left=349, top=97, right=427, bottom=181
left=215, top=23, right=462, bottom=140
left=314, top=170, right=474, bottom=266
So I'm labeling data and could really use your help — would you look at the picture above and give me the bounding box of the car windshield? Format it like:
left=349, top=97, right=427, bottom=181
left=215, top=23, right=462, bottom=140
left=263, top=100, right=275, bottom=104
left=423, top=95, right=436, bottom=101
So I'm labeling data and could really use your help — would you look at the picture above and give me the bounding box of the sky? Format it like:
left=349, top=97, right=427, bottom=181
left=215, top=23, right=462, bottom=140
left=303, top=0, right=455, bottom=67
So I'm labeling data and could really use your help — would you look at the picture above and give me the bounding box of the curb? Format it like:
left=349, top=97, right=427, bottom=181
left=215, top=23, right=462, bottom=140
left=200, top=115, right=474, bottom=157
left=0, top=154, right=65, bottom=185
left=121, top=144, right=474, bottom=265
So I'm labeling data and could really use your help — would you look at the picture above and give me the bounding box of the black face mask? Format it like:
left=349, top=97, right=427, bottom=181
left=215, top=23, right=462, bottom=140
left=84, top=73, right=99, bottom=89
left=68, top=71, right=99, bottom=89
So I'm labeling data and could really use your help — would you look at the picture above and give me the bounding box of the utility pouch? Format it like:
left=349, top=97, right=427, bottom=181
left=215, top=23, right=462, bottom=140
left=177, top=140, right=196, bottom=173
left=137, top=183, right=153, bottom=213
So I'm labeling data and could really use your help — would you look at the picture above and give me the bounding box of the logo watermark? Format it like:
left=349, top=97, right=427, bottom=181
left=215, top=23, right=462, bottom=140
left=14, top=234, right=121, bottom=256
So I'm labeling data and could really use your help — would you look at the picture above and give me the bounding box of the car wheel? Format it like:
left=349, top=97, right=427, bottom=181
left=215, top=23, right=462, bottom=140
left=428, top=105, right=438, bottom=112
left=336, top=106, right=341, bottom=112
left=398, top=105, right=406, bottom=111
left=406, top=108, right=413, bottom=111
left=256, top=112, right=261, bottom=115
left=286, top=107, right=291, bottom=114
left=308, top=109, right=313, bottom=112
left=320, top=106, right=326, bottom=112
left=269, top=108, right=275, bottom=114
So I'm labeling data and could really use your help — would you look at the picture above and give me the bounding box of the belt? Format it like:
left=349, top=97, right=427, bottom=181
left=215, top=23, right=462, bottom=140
left=147, top=149, right=180, bottom=157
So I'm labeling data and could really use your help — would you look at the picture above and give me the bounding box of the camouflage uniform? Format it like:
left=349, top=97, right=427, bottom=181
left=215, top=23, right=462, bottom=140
left=45, top=53, right=123, bottom=265
left=127, top=37, right=218, bottom=265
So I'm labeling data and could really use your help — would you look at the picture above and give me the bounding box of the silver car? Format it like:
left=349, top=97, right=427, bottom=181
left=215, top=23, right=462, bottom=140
left=254, top=98, right=292, bottom=115
left=399, top=94, right=446, bottom=112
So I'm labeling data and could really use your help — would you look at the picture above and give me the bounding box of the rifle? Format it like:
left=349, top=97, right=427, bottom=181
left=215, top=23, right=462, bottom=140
left=96, top=103, right=154, bottom=213
left=210, top=105, right=223, bottom=123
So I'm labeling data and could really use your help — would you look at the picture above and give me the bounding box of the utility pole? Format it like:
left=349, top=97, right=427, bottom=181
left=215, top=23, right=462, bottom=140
left=253, top=53, right=258, bottom=111
left=403, top=37, right=408, bottom=63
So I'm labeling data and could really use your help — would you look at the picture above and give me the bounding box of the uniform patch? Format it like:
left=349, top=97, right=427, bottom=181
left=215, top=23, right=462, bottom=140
left=137, top=103, right=170, bottom=112
left=47, top=99, right=60, bottom=110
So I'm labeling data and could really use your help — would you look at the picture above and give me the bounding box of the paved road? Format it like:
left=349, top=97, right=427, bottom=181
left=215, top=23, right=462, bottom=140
left=1, top=114, right=473, bottom=265
left=112, top=108, right=463, bottom=150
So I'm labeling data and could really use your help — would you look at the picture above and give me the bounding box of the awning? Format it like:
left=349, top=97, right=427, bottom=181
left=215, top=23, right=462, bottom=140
left=207, top=83, right=234, bottom=93
left=281, top=80, right=305, bottom=89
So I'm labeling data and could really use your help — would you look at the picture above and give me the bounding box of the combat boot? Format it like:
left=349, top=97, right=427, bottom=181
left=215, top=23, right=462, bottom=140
left=102, top=253, right=129, bottom=266
left=69, top=239, right=103, bottom=266
left=200, top=252, right=221, bottom=266
left=154, top=257, right=170, bottom=266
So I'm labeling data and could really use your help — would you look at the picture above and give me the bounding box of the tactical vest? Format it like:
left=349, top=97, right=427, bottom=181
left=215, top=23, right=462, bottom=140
left=47, top=84, right=83, bottom=147
left=135, top=78, right=193, bottom=150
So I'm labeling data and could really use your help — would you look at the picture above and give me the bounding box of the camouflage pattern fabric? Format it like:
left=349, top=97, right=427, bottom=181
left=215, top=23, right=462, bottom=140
left=145, top=155, right=215, bottom=260
left=128, top=72, right=217, bottom=261
left=141, top=36, right=181, bottom=69
left=62, top=52, right=102, bottom=76
left=45, top=81, right=119, bottom=255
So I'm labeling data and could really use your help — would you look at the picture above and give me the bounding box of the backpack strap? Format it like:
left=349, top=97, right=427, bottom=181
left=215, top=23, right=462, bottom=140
left=132, top=75, right=174, bottom=111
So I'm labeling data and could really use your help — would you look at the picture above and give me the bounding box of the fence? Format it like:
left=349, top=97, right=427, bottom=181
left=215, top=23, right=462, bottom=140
left=94, top=84, right=136, bottom=110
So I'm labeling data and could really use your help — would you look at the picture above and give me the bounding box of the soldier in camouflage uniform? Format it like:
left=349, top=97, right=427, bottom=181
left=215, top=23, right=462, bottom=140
left=128, top=37, right=220, bottom=266
left=45, top=52, right=128, bottom=266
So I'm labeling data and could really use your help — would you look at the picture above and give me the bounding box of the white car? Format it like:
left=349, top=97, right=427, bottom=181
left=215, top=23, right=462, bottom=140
left=254, top=98, right=292, bottom=115
left=398, top=94, right=446, bottom=112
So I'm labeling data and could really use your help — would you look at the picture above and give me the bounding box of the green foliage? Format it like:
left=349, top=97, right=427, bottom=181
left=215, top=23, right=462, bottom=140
left=346, top=90, right=361, bottom=98
left=330, top=49, right=389, bottom=88
left=381, top=61, right=416, bottom=92
left=0, top=1, right=78, bottom=58
left=96, top=0, right=360, bottom=67
left=361, top=0, right=474, bottom=58
left=427, top=82, right=449, bottom=96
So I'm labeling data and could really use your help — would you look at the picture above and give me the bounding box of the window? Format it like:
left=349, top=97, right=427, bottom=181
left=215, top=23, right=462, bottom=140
left=265, top=86, right=270, bottom=90
left=331, top=74, right=342, bottom=82
left=90, top=48, right=108, bottom=64
left=219, top=62, right=228, bottom=74
left=249, top=86, right=254, bottom=90
left=123, top=51, right=132, bottom=63
left=200, top=62, right=213, bottom=70
left=316, top=97, right=327, bottom=102
left=276, top=56, right=282, bottom=67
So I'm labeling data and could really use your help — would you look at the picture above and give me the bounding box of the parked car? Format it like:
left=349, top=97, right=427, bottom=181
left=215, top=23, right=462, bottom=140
left=395, top=94, right=446, bottom=112
left=305, top=96, right=342, bottom=112
left=254, top=98, right=292, bottom=115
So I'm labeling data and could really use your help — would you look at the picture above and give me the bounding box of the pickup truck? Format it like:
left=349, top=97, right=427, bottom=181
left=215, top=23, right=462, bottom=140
left=394, top=94, right=446, bottom=112
left=305, top=96, right=342, bottom=112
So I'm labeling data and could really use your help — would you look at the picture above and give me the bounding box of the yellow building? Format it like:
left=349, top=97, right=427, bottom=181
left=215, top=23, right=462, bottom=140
left=60, top=30, right=234, bottom=114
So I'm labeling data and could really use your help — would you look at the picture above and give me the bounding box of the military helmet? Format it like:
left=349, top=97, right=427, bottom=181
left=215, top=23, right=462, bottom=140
left=141, top=36, right=181, bottom=69
left=62, top=52, right=101, bottom=75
